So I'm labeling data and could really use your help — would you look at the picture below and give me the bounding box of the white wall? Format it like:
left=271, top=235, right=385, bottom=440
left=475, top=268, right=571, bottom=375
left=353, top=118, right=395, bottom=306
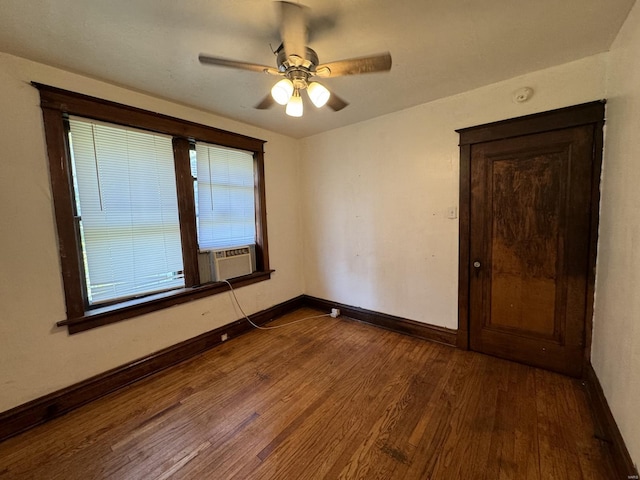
left=592, top=0, right=640, bottom=467
left=301, top=54, right=607, bottom=329
left=0, top=53, right=304, bottom=412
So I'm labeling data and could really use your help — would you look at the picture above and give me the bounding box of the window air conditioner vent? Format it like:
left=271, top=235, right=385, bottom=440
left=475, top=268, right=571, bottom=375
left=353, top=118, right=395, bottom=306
left=198, top=246, right=254, bottom=283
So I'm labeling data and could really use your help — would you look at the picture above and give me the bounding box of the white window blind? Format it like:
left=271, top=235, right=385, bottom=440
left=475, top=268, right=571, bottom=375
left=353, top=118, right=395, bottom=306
left=195, top=143, right=256, bottom=249
left=68, top=117, right=185, bottom=305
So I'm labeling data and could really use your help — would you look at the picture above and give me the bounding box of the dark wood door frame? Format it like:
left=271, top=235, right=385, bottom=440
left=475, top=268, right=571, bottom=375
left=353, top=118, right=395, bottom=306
left=456, top=101, right=605, bottom=372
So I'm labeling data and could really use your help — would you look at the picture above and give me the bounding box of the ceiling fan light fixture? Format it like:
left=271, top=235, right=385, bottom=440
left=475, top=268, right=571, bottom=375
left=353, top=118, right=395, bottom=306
left=285, top=90, right=303, bottom=117
left=199, top=3, right=391, bottom=117
left=307, top=82, right=330, bottom=108
left=271, top=78, right=294, bottom=105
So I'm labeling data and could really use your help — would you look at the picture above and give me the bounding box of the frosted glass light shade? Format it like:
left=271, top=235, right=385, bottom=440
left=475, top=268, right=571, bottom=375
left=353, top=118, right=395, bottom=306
left=307, top=82, right=330, bottom=108
left=285, top=92, right=303, bottom=117
left=271, top=79, right=294, bottom=105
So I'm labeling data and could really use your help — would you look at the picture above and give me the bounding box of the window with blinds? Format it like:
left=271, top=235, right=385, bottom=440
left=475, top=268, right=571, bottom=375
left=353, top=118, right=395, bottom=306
left=192, top=142, right=256, bottom=250
left=38, top=84, right=270, bottom=332
left=68, top=117, right=185, bottom=305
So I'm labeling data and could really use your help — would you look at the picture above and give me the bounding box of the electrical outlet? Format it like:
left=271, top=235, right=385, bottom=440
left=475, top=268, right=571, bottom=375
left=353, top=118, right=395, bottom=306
left=331, top=308, right=340, bottom=318
left=221, top=333, right=228, bottom=342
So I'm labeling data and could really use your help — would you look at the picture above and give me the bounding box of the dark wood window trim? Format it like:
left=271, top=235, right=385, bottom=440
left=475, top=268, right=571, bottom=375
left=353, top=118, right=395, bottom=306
left=35, top=83, right=272, bottom=334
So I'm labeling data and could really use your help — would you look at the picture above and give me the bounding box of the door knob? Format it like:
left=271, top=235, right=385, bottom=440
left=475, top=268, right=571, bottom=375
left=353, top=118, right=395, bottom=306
left=473, top=261, right=481, bottom=268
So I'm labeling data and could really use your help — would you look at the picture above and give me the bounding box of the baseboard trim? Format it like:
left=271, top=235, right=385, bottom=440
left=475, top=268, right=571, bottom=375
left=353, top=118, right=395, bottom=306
left=583, top=362, right=638, bottom=479
left=0, top=295, right=305, bottom=443
left=302, top=295, right=457, bottom=347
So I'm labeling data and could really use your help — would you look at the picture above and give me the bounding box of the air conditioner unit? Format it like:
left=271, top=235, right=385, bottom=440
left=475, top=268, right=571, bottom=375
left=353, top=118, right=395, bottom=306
left=198, top=245, right=254, bottom=283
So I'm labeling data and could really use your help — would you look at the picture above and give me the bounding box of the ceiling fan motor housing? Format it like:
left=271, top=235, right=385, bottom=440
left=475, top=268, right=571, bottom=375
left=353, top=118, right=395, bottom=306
left=277, top=46, right=320, bottom=81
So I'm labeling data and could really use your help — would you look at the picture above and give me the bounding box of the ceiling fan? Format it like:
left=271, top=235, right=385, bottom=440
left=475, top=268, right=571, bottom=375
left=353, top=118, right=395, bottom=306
left=198, top=1, right=392, bottom=117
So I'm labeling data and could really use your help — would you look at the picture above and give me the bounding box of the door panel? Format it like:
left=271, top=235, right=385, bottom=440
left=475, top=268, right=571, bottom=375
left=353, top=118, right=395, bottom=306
left=469, top=126, right=594, bottom=377
left=490, top=151, right=563, bottom=338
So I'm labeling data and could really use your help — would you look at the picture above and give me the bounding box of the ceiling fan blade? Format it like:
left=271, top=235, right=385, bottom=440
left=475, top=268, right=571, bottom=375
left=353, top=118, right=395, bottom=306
left=308, top=13, right=338, bottom=43
left=315, top=52, right=392, bottom=77
left=326, top=90, right=349, bottom=112
left=278, top=1, right=308, bottom=64
left=255, top=94, right=275, bottom=110
left=199, top=54, right=280, bottom=75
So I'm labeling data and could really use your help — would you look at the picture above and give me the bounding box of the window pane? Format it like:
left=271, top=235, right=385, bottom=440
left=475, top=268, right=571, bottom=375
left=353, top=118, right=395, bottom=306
left=68, top=117, right=185, bottom=304
left=195, top=143, right=256, bottom=249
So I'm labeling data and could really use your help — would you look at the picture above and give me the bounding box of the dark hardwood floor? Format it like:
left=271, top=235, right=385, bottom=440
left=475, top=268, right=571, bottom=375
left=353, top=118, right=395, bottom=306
left=0, top=308, right=615, bottom=479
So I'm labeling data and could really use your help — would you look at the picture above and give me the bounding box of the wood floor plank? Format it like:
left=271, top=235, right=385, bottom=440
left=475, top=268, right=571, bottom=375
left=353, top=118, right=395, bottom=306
left=172, top=312, right=384, bottom=479
left=332, top=343, right=437, bottom=480
left=217, top=326, right=407, bottom=479
left=260, top=334, right=424, bottom=480
left=406, top=350, right=484, bottom=478
left=482, top=363, right=541, bottom=480
left=0, top=308, right=617, bottom=479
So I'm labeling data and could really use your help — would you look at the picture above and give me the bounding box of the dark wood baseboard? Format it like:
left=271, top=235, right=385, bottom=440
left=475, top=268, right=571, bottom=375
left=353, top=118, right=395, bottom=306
left=302, top=295, right=457, bottom=347
left=583, top=362, right=638, bottom=479
left=0, top=295, right=305, bottom=443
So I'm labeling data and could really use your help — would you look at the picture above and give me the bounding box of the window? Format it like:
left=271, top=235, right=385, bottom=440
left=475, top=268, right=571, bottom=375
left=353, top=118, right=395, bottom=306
left=193, top=142, right=256, bottom=250
left=68, top=118, right=185, bottom=305
left=37, top=83, right=271, bottom=333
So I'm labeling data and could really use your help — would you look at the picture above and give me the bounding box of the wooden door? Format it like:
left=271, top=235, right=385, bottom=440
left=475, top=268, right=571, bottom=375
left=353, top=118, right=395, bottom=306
left=457, top=103, right=604, bottom=377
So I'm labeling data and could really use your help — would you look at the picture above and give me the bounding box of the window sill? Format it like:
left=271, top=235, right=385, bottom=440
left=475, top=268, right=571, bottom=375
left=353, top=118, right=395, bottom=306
left=57, top=270, right=273, bottom=334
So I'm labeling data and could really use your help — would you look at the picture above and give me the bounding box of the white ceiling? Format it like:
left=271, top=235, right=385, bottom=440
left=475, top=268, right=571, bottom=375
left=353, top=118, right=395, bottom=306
left=0, top=0, right=635, bottom=138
